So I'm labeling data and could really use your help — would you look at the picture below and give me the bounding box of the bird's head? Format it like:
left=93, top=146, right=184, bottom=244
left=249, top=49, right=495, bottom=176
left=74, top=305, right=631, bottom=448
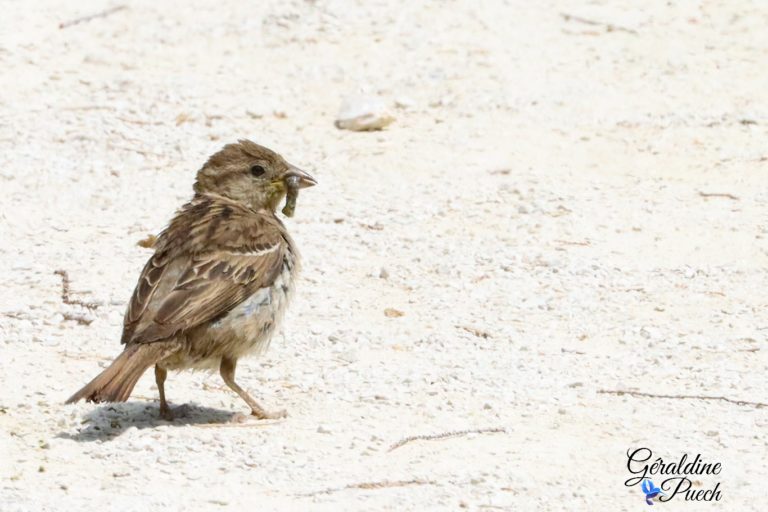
left=193, top=139, right=316, bottom=215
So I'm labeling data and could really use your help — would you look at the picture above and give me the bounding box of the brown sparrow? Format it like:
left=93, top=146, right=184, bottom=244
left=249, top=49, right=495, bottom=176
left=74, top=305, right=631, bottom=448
left=67, top=139, right=316, bottom=420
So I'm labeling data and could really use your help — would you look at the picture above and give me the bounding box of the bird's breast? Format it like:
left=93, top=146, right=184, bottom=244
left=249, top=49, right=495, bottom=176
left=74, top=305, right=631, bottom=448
left=206, top=252, right=297, bottom=355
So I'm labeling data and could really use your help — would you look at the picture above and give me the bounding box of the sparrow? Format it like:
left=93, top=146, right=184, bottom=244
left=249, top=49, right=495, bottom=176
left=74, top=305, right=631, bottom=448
left=67, top=139, right=316, bottom=420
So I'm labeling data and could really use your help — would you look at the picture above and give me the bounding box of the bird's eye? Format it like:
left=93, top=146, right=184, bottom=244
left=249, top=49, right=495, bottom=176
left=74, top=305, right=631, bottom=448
left=250, top=165, right=266, bottom=177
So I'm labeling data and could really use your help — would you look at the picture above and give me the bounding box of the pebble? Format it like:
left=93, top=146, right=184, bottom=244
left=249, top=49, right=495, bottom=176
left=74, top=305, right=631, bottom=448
left=335, top=95, right=395, bottom=131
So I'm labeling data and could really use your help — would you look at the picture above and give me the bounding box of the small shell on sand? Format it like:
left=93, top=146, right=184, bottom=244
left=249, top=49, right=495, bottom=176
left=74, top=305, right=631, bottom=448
left=334, top=95, right=395, bottom=131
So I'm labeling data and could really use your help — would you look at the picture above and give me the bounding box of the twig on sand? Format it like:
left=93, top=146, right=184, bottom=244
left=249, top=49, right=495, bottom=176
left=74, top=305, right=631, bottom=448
left=54, top=270, right=100, bottom=310
left=62, top=312, right=93, bottom=325
left=59, top=5, right=127, bottom=29
left=555, top=239, right=591, bottom=247
left=560, top=12, right=638, bottom=35
left=118, top=117, right=163, bottom=126
left=389, top=427, right=506, bottom=452
left=457, top=325, right=493, bottom=339
left=598, top=389, right=767, bottom=408
left=1, top=311, right=29, bottom=320
left=698, top=191, right=739, bottom=200
left=300, top=479, right=436, bottom=497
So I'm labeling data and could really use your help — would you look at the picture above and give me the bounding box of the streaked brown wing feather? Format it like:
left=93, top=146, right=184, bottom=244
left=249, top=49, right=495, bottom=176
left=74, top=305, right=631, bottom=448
left=121, top=195, right=287, bottom=345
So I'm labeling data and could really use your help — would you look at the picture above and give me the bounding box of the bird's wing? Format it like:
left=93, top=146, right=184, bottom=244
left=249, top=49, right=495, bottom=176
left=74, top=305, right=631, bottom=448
left=121, top=196, right=287, bottom=345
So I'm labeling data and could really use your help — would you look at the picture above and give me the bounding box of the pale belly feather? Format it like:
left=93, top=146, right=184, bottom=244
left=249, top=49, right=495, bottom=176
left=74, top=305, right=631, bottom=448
left=160, top=254, right=297, bottom=371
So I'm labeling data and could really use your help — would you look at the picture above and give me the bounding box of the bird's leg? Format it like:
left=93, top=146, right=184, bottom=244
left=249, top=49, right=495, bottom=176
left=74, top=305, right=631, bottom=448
left=154, top=365, right=173, bottom=420
left=219, top=357, right=287, bottom=420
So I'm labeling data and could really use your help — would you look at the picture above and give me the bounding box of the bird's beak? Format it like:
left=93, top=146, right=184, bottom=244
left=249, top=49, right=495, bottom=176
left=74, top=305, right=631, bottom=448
left=285, top=165, right=317, bottom=188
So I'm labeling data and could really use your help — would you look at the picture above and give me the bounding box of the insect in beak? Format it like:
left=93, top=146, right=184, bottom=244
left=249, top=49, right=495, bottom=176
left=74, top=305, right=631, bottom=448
left=281, top=166, right=316, bottom=217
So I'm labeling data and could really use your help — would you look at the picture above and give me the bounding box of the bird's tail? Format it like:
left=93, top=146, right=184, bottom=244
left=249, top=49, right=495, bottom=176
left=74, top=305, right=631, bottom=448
left=66, top=343, right=175, bottom=403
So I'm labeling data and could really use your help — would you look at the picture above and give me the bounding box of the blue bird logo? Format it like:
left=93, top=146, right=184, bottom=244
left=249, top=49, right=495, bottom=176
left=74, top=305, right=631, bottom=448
left=641, top=478, right=666, bottom=505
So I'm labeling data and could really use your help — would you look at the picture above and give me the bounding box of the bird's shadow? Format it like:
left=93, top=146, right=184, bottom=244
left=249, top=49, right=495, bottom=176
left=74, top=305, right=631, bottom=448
left=57, top=402, right=238, bottom=442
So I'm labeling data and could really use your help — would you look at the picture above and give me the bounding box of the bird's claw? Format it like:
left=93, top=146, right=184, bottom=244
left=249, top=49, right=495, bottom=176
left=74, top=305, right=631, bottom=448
left=251, top=408, right=287, bottom=420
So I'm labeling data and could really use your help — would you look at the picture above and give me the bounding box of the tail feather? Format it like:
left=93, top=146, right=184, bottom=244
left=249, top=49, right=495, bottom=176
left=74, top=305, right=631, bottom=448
left=66, top=343, right=174, bottom=404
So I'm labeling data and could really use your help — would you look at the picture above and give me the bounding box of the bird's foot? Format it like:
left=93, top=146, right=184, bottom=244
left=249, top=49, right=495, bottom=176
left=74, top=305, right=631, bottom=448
left=251, top=407, right=287, bottom=420
left=159, top=403, right=173, bottom=421
left=228, top=408, right=286, bottom=423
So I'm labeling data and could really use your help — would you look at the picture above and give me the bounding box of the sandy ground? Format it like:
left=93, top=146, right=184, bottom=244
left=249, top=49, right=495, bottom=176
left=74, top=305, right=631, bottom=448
left=1, top=0, right=767, bottom=510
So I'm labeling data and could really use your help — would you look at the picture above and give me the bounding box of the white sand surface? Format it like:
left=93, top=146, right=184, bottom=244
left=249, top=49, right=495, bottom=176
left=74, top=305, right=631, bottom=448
left=1, top=1, right=766, bottom=510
